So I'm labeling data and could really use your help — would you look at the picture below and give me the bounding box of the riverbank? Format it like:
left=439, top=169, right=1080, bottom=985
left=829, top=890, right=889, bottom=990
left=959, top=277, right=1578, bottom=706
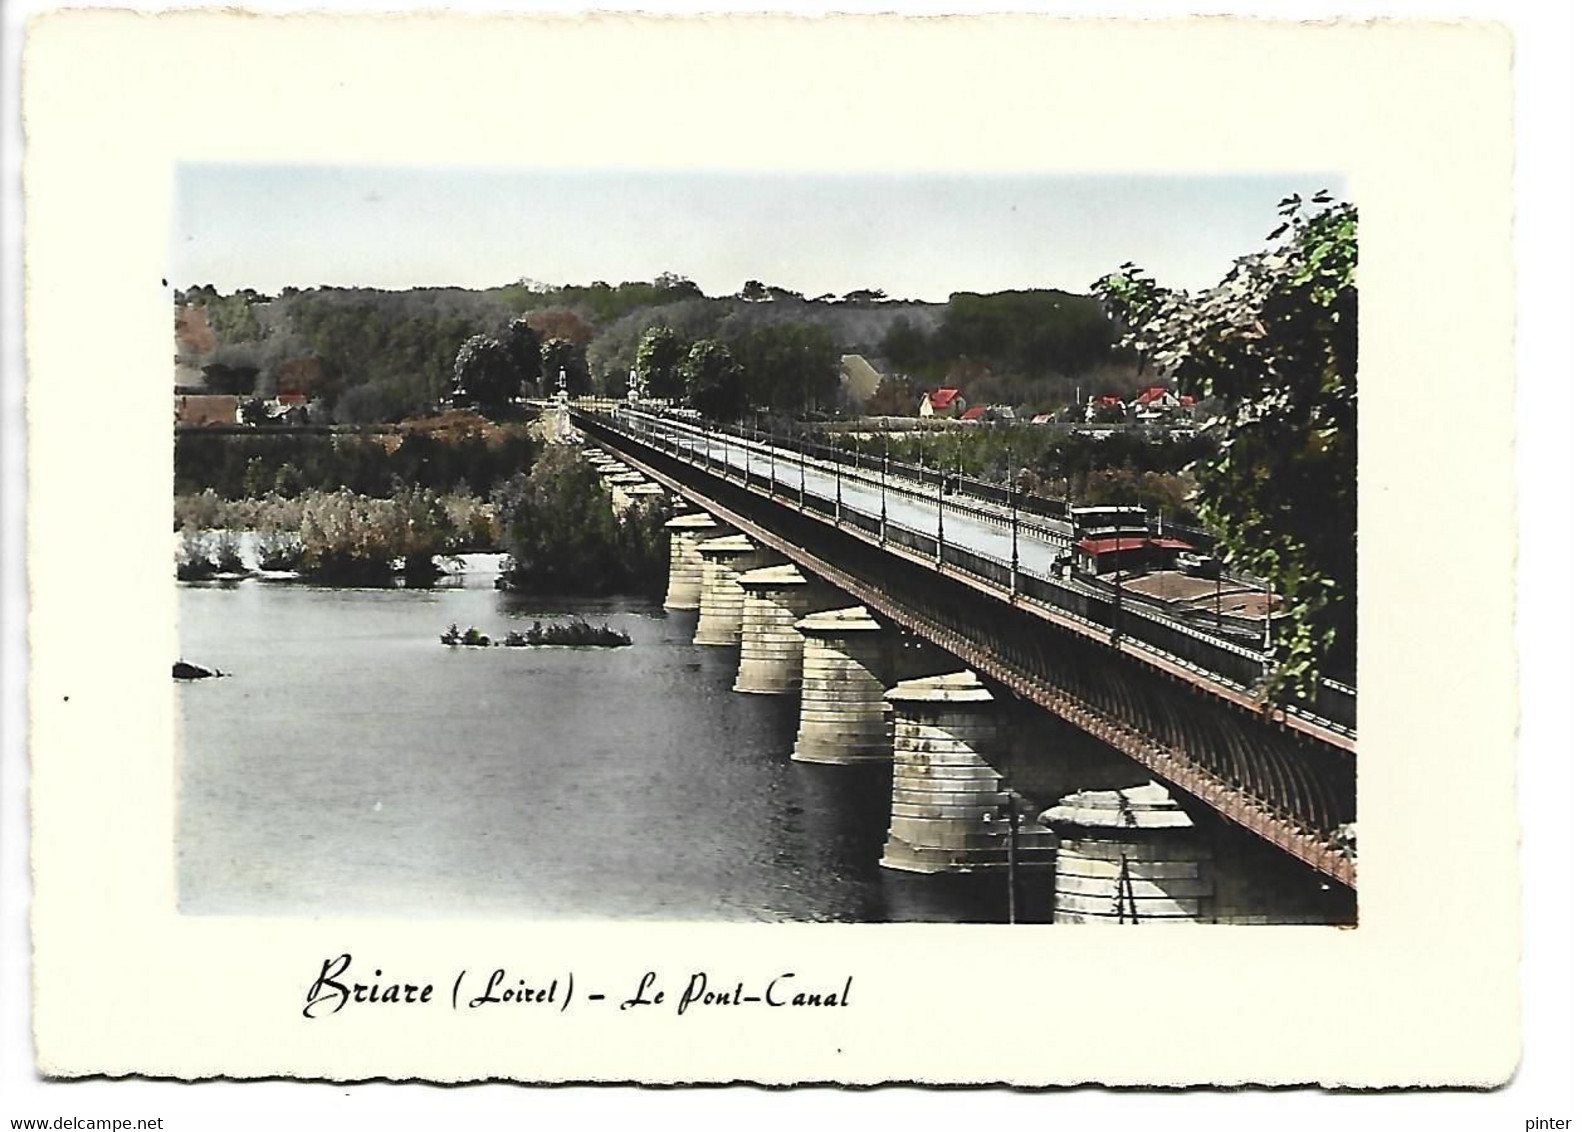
left=176, top=445, right=671, bottom=597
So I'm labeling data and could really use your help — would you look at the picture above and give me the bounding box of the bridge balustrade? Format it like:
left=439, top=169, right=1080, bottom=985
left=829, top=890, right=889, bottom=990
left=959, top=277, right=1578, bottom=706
left=804, top=491, right=836, bottom=520
left=1313, top=680, right=1358, bottom=732
left=665, top=409, right=1081, bottom=545
left=1159, top=517, right=1215, bottom=547
left=572, top=407, right=1356, bottom=886
left=843, top=510, right=882, bottom=539
left=884, top=522, right=941, bottom=562
left=584, top=405, right=1353, bottom=731
left=623, top=407, right=1235, bottom=543
left=1017, top=571, right=1106, bottom=625
left=1117, top=606, right=1269, bottom=690
left=941, top=542, right=1012, bottom=589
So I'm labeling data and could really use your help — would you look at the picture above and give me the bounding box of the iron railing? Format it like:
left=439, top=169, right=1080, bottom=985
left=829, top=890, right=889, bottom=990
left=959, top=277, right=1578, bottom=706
left=575, top=407, right=1357, bottom=887
left=586, top=405, right=1355, bottom=734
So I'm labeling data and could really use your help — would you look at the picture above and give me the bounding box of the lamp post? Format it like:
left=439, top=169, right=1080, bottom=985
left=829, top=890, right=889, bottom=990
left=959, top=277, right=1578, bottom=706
left=835, top=441, right=843, bottom=525
left=994, top=796, right=1022, bottom=925
left=1007, top=455, right=1020, bottom=598
left=880, top=421, right=890, bottom=544
left=1215, top=560, right=1223, bottom=634
left=798, top=428, right=807, bottom=511
left=936, top=468, right=946, bottom=567
left=744, top=413, right=753, bottom=486
left=1264, top=576, right=1274, bottom=653
left=1111, top=530, right=1123, bottom=642
left=768, top=417, right=777, bottom=497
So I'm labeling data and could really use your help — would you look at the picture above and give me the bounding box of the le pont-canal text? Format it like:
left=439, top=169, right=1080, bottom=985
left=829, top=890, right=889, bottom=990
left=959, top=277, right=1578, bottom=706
left=302, top=954, right=854, bottom=1019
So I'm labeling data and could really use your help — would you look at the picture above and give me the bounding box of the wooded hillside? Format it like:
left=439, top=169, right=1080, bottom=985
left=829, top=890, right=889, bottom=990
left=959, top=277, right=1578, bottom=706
left=174, top=276, right=1134, bottom=424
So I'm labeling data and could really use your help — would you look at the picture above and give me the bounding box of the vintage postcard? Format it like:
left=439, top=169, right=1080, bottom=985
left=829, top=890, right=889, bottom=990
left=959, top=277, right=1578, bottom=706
left=23, top=12, right=1517, bottom=1086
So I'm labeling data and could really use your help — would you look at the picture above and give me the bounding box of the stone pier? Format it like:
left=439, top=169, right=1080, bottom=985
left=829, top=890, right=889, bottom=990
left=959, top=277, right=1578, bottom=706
left=662, top=513, right=724, bottom=611
left=791, top=606, right=896, bottom=765
left=693, top=536, right=774, bottom=647
left=612, top=481, right=665, bottom=514
left=1038, top=782, right=1213, bottom=923
left=880, top=671, right=1055, bottom=873
left=732, top=565, right=828, bottom=695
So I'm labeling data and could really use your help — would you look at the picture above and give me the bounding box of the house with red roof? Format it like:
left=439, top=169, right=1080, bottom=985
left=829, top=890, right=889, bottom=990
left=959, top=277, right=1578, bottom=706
left=958, top=405, right=986, bottom=422
left=919, top=387, right=966, bottom=419
left=1134, top=385, right=1196, bottom=421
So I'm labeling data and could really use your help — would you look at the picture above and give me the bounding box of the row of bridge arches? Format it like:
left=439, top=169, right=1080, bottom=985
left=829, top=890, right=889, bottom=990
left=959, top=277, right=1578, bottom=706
left=583, top=445, right=1354, bottom=926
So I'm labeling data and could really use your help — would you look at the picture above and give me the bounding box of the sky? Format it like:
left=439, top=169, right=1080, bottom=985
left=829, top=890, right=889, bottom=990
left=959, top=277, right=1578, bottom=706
left=171, top=166, right=1344, bottom=301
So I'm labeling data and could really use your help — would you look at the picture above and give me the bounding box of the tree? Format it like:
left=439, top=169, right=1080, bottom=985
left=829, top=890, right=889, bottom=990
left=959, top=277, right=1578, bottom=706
left=680, top=339, right=746, bottom=420
left=494, top=446, right=624, bottom=593
left=730, top=321, right=840, bottom=412
left=881, top=316, right=931, bottom=371
left=202, top=361, right=259, bottom=396
left=452, top=335, right=517, bottom=414
left=634, top=325, right=687, bottom=400
left=739, top=279, right=770, bottom=302
left=866, top=374, right=918, bottom=417
left=540, top=337, right=591, bottom=396
left=1093, top=192, right=1357, bottom=695
left=522, top=308, right=595, bottom=347
left=503, top=317, right=543, bottom=396
left=934, top=289, right=1114, bottom=379
left=653, top=271, right=702, bottom=298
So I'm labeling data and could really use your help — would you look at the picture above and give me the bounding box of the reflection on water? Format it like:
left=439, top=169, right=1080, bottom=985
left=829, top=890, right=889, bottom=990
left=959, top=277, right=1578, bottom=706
left=177, top=558, right=1012, bottom=921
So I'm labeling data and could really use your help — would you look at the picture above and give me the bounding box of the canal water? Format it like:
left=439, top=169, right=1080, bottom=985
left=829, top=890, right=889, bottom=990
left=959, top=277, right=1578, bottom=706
left=177, top=557, right=1012, bottom=922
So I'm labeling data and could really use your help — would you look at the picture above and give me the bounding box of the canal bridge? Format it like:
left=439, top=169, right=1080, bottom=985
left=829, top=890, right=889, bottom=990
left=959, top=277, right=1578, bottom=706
left=569, top=402, right=1357, bottom=924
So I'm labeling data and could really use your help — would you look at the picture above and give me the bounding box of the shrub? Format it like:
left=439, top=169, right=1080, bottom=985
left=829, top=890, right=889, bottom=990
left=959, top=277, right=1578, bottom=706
left=176, top=528, right=217, bottom=581
left=211, top=531, right=245, bottom=574
left=256, top=531, right=304, bottom=571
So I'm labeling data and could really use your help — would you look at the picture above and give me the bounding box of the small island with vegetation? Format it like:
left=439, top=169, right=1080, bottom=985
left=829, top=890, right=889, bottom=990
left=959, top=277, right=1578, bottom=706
left=441, top=619, right=631, bottom=648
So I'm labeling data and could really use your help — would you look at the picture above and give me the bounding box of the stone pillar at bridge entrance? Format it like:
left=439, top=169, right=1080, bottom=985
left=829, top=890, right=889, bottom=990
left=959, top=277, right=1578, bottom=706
left=1037, top=782, right=1214, bottom=923
left=791, top=606, right=896, bottom=766
left=732, top=565, right=832, bottom=695
left=663, top=513, right=724, bottom=611
left=880, top=671, right=1055, bottom=874
left=693, top=535, right=775, bottom=647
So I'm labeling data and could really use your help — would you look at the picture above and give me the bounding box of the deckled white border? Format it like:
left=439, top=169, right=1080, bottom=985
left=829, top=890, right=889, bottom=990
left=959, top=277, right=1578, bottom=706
left=22, top=10, right=1520, bottom=1089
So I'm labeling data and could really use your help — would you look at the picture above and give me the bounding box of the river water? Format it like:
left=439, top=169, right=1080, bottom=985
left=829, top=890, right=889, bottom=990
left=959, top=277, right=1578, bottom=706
left=177, top=558, right=1010, bottom=922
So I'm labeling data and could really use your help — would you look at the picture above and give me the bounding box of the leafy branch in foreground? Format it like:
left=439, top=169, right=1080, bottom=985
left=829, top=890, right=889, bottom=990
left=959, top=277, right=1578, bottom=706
left=1093, top=193, right=1357, bottom=699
